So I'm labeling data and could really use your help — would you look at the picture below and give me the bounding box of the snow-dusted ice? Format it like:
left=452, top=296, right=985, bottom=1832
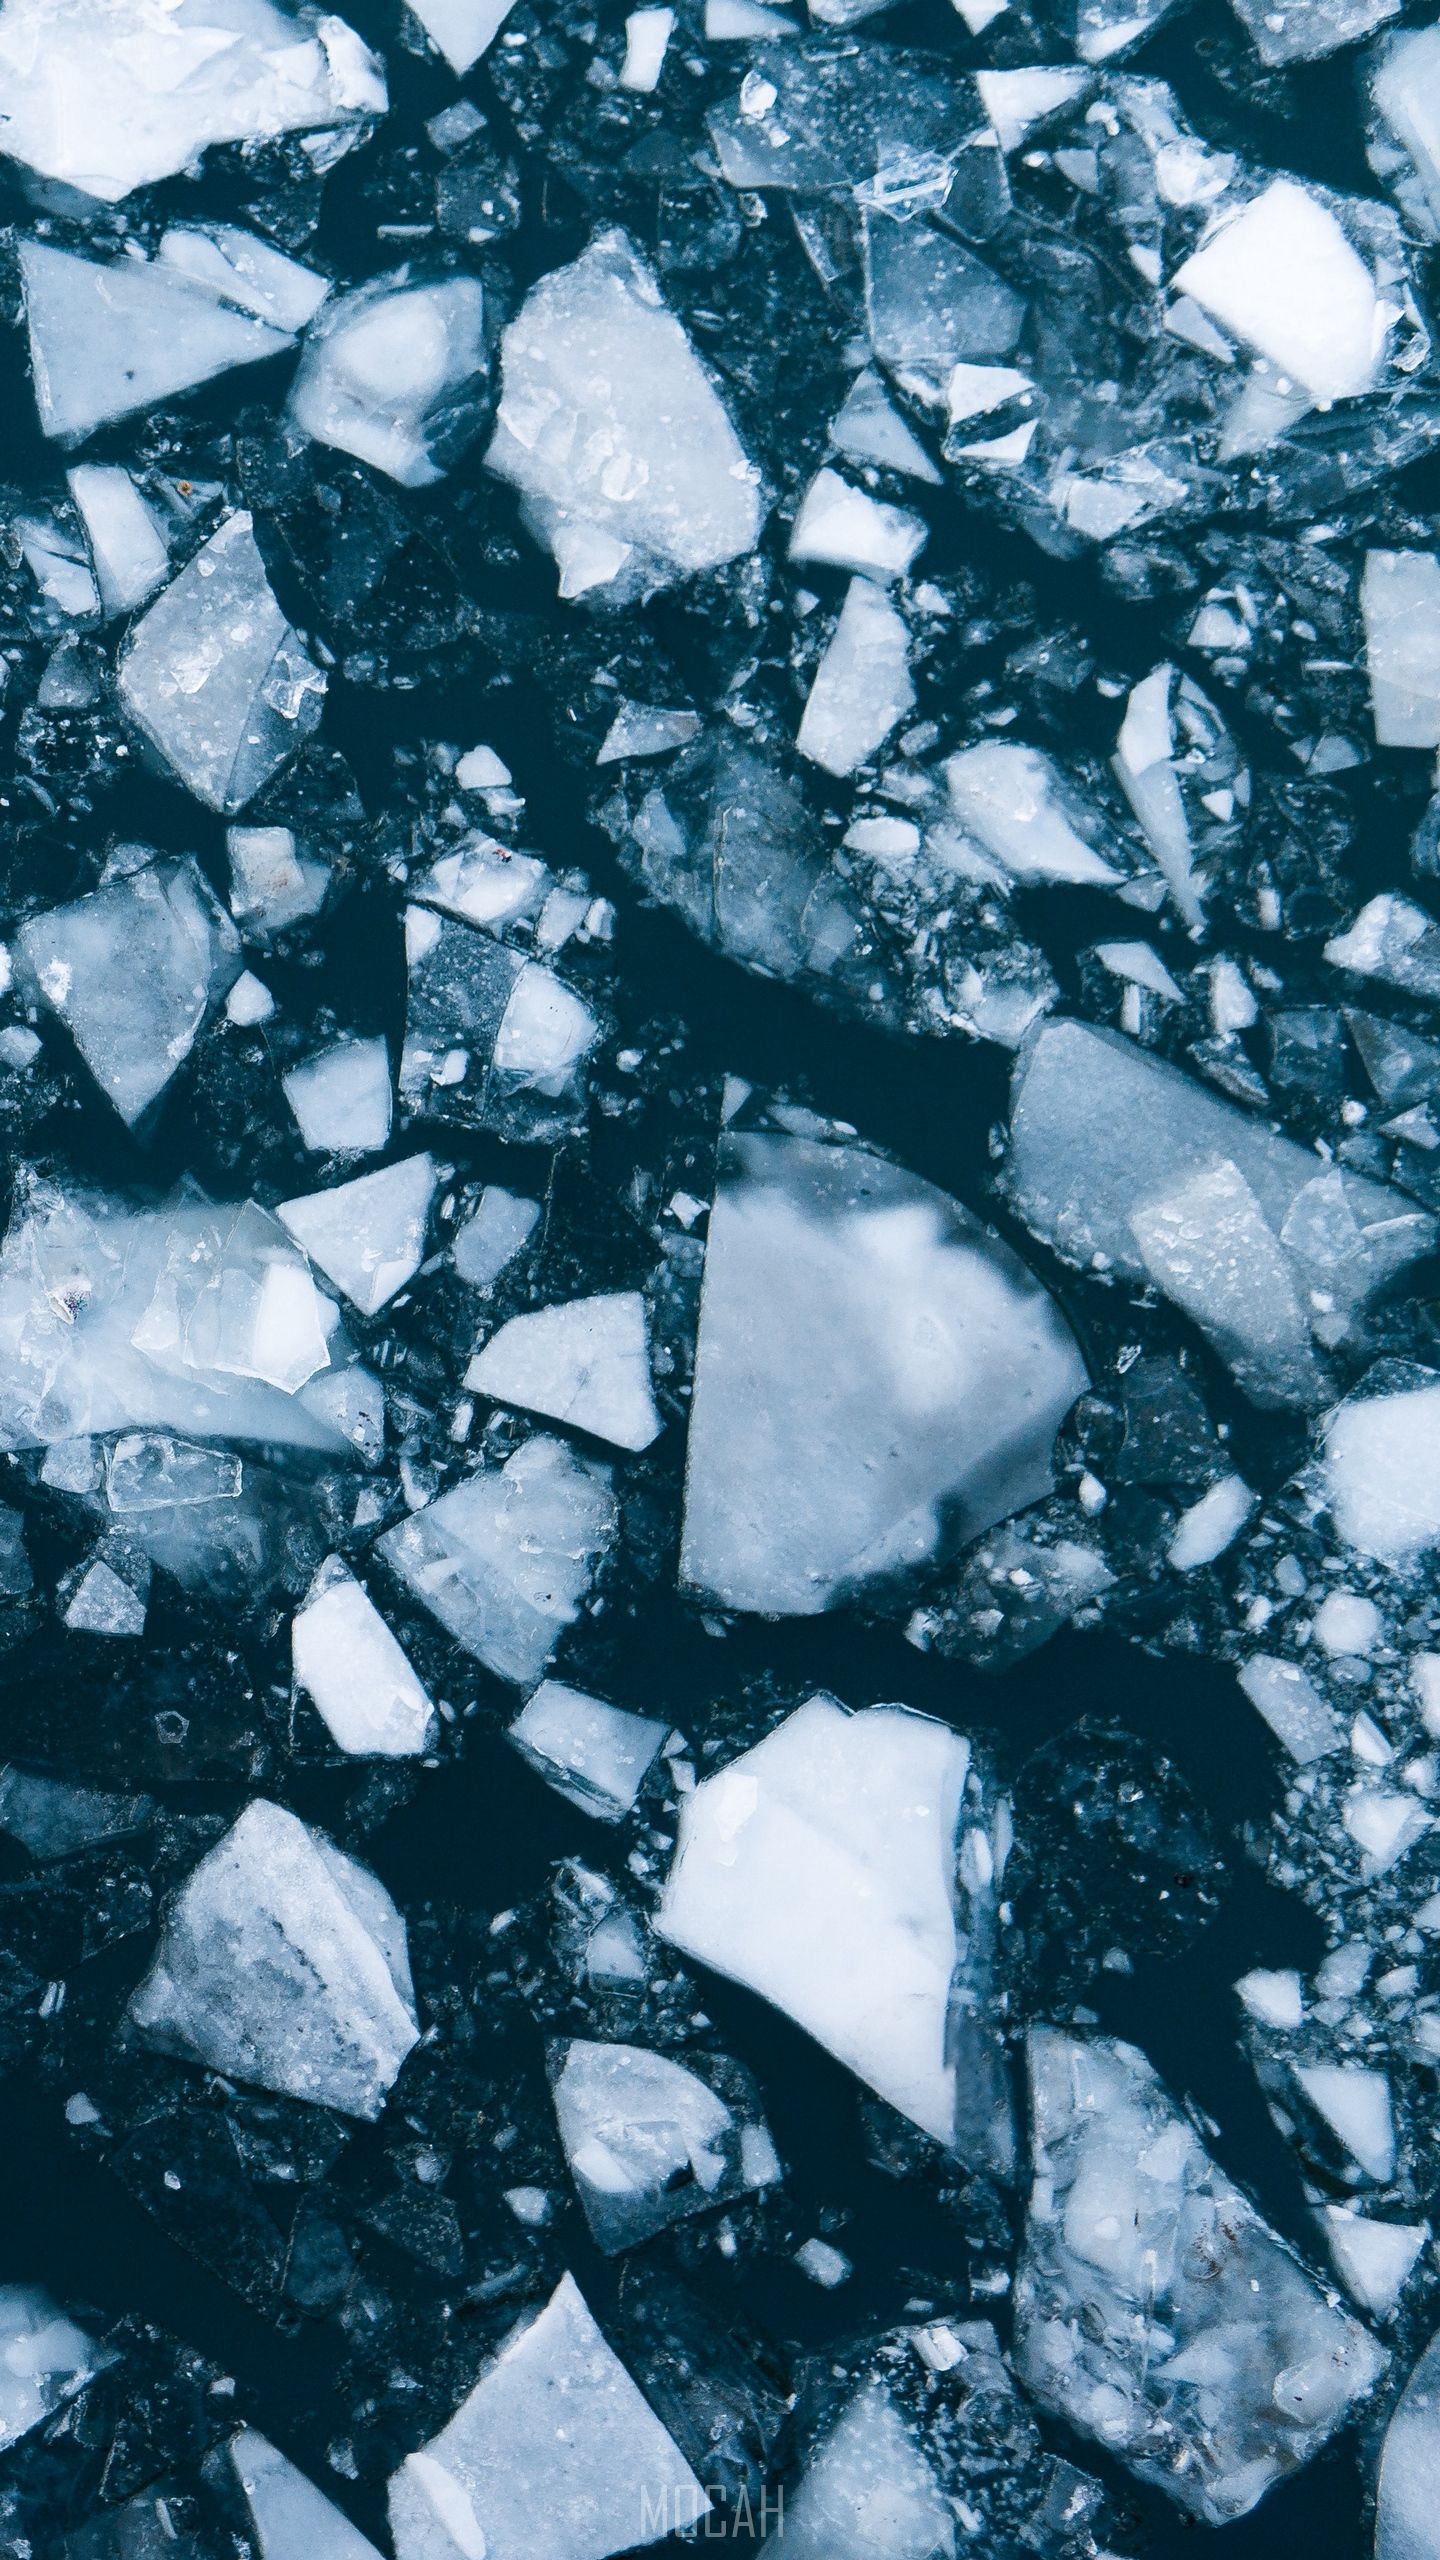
left=781, top=2381, right=955, bottom=2560
left=20, top=239, right=294, bottom=446
left=129, top=1799, right=419, bottom=2117
left=388, top=2273, right=708, bottom=2560
left=230, top=2429, right=386, bottom=2560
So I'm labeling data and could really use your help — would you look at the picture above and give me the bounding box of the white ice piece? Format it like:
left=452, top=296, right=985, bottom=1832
left=657, top=1696, right=972, bottom=2145
left=680, top=1128, right=1085, bottom=1617
left=789, top=468, right=925, bottom=582
left=797, top=578, right=914, bottom=776
left=0, top=0, right=385, bottom=206
left=1294, top=2061, right=1396, bottom=2183
left=283, top=1038, right=393, bottom=1155
left=830, top=369, right=942, bottom=484
left=66, top=466, right=170, bottom=618
left=1238, top=1655, right=1344, bottom=1762
left=1362, top=553, right=1440, bottom=749
left=129, top=1798, right=419, bottom=2118
left=619, top=6, right=674, bottom=88
left=453, top=1185, right=540, bottom=1287
left=408, top=0, right=517, bottom=71
left=20, top=239, right=292, bottom=446
left=1326, top=893, right=1440, bottom=1000
left=1321, top=2212, right=1424, bottom=2322
left=280, top=1155, right=437, bottom=1315
left=228, top=824, right=330, bottom=938
left=157, top=225, right=330, bottom=332
left=508, top=1679, right=666, bottom=1819
left=1237, top=1967, right=1304, bottom=2029
left=230, top=2427, right=385, bottom=2560
left=1172, top=179, right=1385, bottom=405
left=1015, top=2027, right=1387, bottom=2523
left=1377, top=2331, right=1440, bottom=2560
left=1131, top=1159, right=1325, bottom=1410
left=947, top=742, right=1126, bottom=889
left=486, top=229, right=761, bottom=599
left=781, top=2381, right=955, bottom=2560
left=388, top=2273, right=708, bottom=2560
left=467, top=1290, right=661, bottom=1452
left=379, top=1432, right=617, bottom=1687
left=1324, top=1376, right=1440, bottom=1565
left=0, top=2287, right=111, bottom=2452
left=1167, top=1472, right=1256, bottom=1569
left=551, top=2038, right=776, bottom=2250
left=289, top=275, right=487, bottom=488
left=1112, top=664, right=1205, bottom=929
left=293, top=1558, right=436, bottom=1757
left=18, top=853, right=240, bottom=1126
left=1371, top=27, right=1440, bottom=241
left=118, top=513, right=325, bottom=815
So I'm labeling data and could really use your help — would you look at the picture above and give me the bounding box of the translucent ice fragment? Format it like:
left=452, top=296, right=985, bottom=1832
left=129, top=1798, right=419, bottom=2118
left=830, top=368, right=941, bottom=484
left=1327, top=893, right=1440, bottom=999
left=789, top=469, right=925, bottom=581
left=20, top=240, right=291, bottom=446
left=156, top=225, right=330, bottom=332
left=1238, top=1655, right=1345, bottom=1762
left=947, top=743, right=1127, bottom=890
left=467, top=1291, right=661, bottom=1451
left=290, top=275, right=487, bottom=488
left=293, top=1557, right=436, bottom=1757
left=1377, top=2331, right=1440, bottom=2559
left=228, top=824, right=330, bottom=939
left=1172, top=180, right=1385, bottom=405
left=1361, top=555, right=1440, bottom=749
left=379, top=1432, right=617, bottom=1686
left=1130, top=1160, right=1327, bottom=1410
left=0, top=0, right=386, bottom=206
left=657, top=1696, right=974, bottom=2145
left=408, top=0, right=517, bottom=71
left=66, top=466, right=169, bottom=618
left=388, top=2273, right=708, bottom=2560
left=1370, top=27, right=1440, bottom=242
left=681, top=1127, right=1086, bottom=1616
left=279, top=1154, right=436, bottom=1314
left=17, top=853, right=240, bottom=1126
left=508, top=1680, right=666, bottom=1820
left=1321, top=2212, right=1424, bottom=2323
left=452, top=1185, right=540, bottom=1287
left=1293, top=2061, right=1395, bottom=2183
left=486, top=230, right=761, bottom=598
left=118, top=513, right=326, bottom=815
left=797, top=577, right=914, bottom=776
left=1230, top=0, right=1395, bottom=64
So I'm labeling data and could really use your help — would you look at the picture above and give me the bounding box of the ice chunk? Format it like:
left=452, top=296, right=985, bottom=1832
left=681, top=1127, right=1086, bottom=1616
left=781, top=2381, right=955, bottom=2560
left=279, top=1155, right=436, bottom=1315
left=0, top=1769, right=150, bottom=1859
left=946, top=743, right=1129, bottom=890
left=976, top=66, right=1091, bottom=148
left=228, top=824, right=331, bottom=939
left=596, top=704, right=701, bottom=764
left=1321, top=2213, right=1424, bottom=2323
left=789, top=469, right=925, bottom=582
left=1293, top=2062, right=1395, bottom=2182
left=1003, top=1020, right=1432, bottom=1357
left=231, top=2428, right=385, bottom=2560
left=118, top=513, right=326, bottom=815
left=129, top=1798, right=419, bottom=2118
left=60, top=1537, right=151, bottom=1636
left=0, top=0, right=385, bottom=206
left=293, top=1557, right=436, bottom=1757
left=830, top=368, right=941, bottom=485
left=797, top=579, right=914, bottom=776
left=1237, top=1968, right=1304, bottom=2029
left=1238, top=1655, right=1345, bottom=1762
left=1111, top=665, right=1205, bottom=930
left=619, top=6, right=673, bottom=88
left=408, top=0, right=517, bottom=71
left=467, top=1291, right=661, bottom=1452
left=1167, top=1472, right=1256, bottom=1569
left=1015, top=2028, right=1387, bottom=2522
left=1229, top=0, right=1395, bottom=64
left=1130, top=1160, right=1326, bottom=1410
left=508, top=1679, right=666, bottom=1820
left=657, top=1696, right=974, bottom=2146
left=1361, top=554, right=1440, bottom=749
left=551, top=2038, right=776, bottom=2250
left=0, top=1190, right=357, bottom=1457
left=453, top=1185, right=540, bottom=1287
left=1172, top=180, right=1385, bottom=405
left=486, top=230, right=761, bottom=599
left=66, top=466, right=169, bottom=618
left=1324, top=1375, right=1440, bottom=1564
left=289, top=276, right=487, bottom=489
left=0, top=2286, right=111, bottom=2451
left=19, top=240, right=292, bottom=447
left=379, top=1432, right=617, bottom=1687
left=1326, top=894, right=1440, bottom=1000
left=283, top=1037, right=392, bottom=1155
left=388, top=2273, right=708, bottom=2560
left=18, top=853, right=240, bottom=1127
left=1377, top=2331, right=1440, bottom=2560
left=1371, top=27, right=1440, bottom=242
left=157, top=226, right=330, bottom=332
left=862, top=211, right=1026, bottom=370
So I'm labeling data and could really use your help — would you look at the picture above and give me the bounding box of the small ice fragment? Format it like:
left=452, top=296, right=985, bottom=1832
left=1238, top=1655, right=1345, bottom=1762
left=60, top=1539, right=150, bottom=1637
left=1237, top=1968, right=1304, bottom=2029
left=466, top=1291, right=661, bottom=1452
left=795, top=2237, right=851, bottom=2288
left=20, top=239, right=292, bottom=446
left=453, top=1185, right=541, bottom=1288
left=830, top=369, right=941, bottom=484
left=789, top=468, right=926, bottom=582
left=1320, top=2212, right=1424, bottom=2322
left=1168, top=1473, right=1256, bottom=1570
left=293, top=1558, right=437, bottom=1758
left=797, top=577, right=914, bottom=776
left=228, top=825, right=330, bottom=939
left=1314, top=1589, right=1383, bottom=1657
left=1327, top=894, right=1440, bottom=1000
left=508, top=1680, right=666, bottom=1819
left=551, top=2038, right=775, bottom=2249
left=455, top=745, right=512, bottom=790
left=156, top=225, right=330, bottom=332
left=1324, top=1377, right=1440, bottom=1565
left=289, top=275, right=487, bottom=489
left=0, top=2287, right=111, bottom=2452
left=947, top=743, right=1126, bottom=888
left=279, top=1155, right=437, bottom=1315
left=1172, top=180, right=1385, bottom=405
left=129, top=1799, right=419, bottom=2119
left=1362, top=554, right=1440, bottom=749
left=231, top=2427, right=385, bottom=2560
left=66, top=466, right=169, bottom=618
left=782, top=2381, right=953, bottom=2560
left=619, top=6, right=673, bottom=88
left=227, top=971, right=274, bottom=1026
left=596, top=703, right=702, bottom=764
left=283, top=1038, right=393, bottom=1156
left=408, top=0, right=518, bottom=72
left=1293, top=2062, right=1396, bottom=2183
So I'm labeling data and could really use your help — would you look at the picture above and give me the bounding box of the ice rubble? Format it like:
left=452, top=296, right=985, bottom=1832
left=118, top=513, right=326, bottom=815
left=550, top=2037, right=779, bottom=2250
left=486, top=231, right=761, bottom=600
left=292, top=1557, right=437, bottom=1756
left=1014, top=2028, right=1386, bottom=2522
left=401, top=911, right=599, bottom=1144
left=129, top=1798, right=419, bottom=2117
left=466, top=1290, right=661, bottom=1452
left=681, top=1124, right=1085, bottom=1615
left=20, top=240, right=294, bottom=447
left=658, top=1696, right=1008, bottom=2157
left=508, top=1679, right=666, bottom=1820
left=0, top=0, right=385, bottom=204
left=0, top=2287, right=111, bottom=2451
left=379, top=1432, right=617, bottom=1687
left=388, top=2273, right=708, bottom=2560
left=289, top=276, right=488, bottom=487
